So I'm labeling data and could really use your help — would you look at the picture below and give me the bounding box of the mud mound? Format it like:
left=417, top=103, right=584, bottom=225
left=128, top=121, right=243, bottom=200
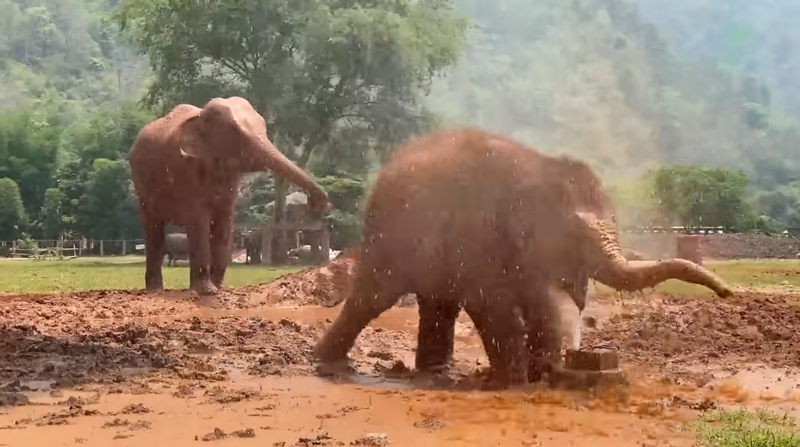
left=702, top=234, right=800, bottom=259
left=623, top=233, right=800, bottom=259
left=585, top=292, right=800, bottom=372
left=253, top=248, right=358, bottom=307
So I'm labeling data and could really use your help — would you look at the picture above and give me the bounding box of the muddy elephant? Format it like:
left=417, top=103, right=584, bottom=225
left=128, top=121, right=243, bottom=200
left=314, top=129, right=733, bottom=388
left=164, top=233, right=189, bottom=266
left=129, top=97, right=329, bottom=296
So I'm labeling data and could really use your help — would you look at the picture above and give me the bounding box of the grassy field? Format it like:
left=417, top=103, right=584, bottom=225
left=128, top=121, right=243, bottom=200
left=591, top=258, right=800, bottom=296
left=0, top=257, right=798, bottom=294
left=690, top=408, right=800, bottom=447
left=0, top=256, right=302, bottom=294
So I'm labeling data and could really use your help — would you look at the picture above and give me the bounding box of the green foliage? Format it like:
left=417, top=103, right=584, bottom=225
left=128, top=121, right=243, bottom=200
left=0, top=177, right=27, bottom=240
left=317, top=175, right=368, bottom=249
left=79, top=158, right=139, bottom=239
left=648, top=166, right=758, bottom=230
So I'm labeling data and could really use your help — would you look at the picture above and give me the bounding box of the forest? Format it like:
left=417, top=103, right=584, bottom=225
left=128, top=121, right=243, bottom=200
left=0, top=0, right=798, bottom=247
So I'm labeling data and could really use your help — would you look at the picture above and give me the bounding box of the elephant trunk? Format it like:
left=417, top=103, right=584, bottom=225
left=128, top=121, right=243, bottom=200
left=579, top=213, right=733, bottom=298
left=245, top=130, right=330, bottom=213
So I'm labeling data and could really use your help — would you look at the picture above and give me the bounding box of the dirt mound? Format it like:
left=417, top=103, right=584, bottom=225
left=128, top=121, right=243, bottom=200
left=701, top=234, right=800, bottom=259
left=253, top=248, right=358, bottom=307
left=623, top=233, right=800, bottom=259
left=585, top=292, right=800, bottom=374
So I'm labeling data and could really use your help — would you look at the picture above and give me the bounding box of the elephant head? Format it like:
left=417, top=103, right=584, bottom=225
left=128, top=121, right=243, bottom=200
left=177, top=97, right=330, bottom=213
left=547, top=157, right=733, bottom=298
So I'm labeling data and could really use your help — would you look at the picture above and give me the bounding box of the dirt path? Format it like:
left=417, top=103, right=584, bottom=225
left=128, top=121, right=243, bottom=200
left=2, top=285, right=800, bottom=446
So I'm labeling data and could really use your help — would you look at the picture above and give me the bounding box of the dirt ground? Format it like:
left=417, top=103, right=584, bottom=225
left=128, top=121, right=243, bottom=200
left=622, top=233, right=800, bottom=260
left=3, top=260, right=800, bottom=446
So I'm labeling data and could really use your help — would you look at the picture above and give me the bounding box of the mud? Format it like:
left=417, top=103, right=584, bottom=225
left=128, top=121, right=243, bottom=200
left=622, top=232, right=800, bottom=259
left=2, top=271, right=800, bottom=445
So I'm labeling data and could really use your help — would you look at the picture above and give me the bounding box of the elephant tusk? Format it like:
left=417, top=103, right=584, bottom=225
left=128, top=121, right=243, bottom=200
left=179, top=147, right=193, bottom=158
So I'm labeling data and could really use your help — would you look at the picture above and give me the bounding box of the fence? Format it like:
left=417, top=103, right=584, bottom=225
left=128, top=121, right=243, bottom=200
left=0, top=239, right=146, bottom=259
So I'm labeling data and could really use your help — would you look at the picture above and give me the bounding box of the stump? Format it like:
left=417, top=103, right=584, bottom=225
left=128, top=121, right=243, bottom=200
left=553, top=349, right=626, bottom=390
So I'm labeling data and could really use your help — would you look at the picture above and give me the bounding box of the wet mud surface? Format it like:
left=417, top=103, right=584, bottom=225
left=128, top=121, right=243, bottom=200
left=2, top=267, right=800, bottom=445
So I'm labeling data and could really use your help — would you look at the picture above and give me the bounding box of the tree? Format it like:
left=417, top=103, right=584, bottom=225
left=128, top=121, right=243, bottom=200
left=648, top=165, right=757, bottom=230
left=79, top=158, right=139, bottom=239
left=0, top=177, right=27, bottom=240
left=115, top=0, right=467, bottom=259
left=38, top=187, right=64, bottom=239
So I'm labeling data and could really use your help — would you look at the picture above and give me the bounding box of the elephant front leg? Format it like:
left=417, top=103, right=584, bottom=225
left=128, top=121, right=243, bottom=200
left=210, top=208, right=234, bottom=288
left=415, top=297, right=461, bottom=374
left=315, top=268, right=400, bottom=367
left=186, top=219, right=217, bottom=296
left=522, top=287, right=565, bottom=383
left=144, top=220, right=165, bottom=292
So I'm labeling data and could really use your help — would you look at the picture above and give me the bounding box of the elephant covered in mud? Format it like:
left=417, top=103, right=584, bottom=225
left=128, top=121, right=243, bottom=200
left=314, top=129, right=733, bottom=389
left=129, top=97, right=329, bottom=296
left=164, top=232, right=189, bottom=266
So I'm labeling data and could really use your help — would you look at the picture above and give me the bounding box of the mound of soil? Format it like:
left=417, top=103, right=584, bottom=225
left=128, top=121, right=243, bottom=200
left=623, top=233, right=800, bottom=260
left=253, top=248, right=358, bottom=307
left=585, top=292, right=800, bottom=372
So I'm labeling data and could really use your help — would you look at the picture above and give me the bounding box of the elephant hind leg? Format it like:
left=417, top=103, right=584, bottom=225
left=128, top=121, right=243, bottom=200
left=314, top=266, right=402, bottom=364
left=144, top=219, right=166, bottom=292
left=464, top=289, right=529, bottom=389
left=415, top=296, right=461, bottom=373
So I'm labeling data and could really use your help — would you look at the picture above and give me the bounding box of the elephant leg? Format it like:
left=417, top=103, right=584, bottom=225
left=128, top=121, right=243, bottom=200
left=463, top=290, right=528, bottom=389
left=144, top=219, right=165, bottom=292
left=186, top=219, right=217, bottom=296
left=415, top=296, right=461, bottom=373
left=521, top=283, right=564, bottom=383
left=314, top=267, right=401, bottom=364
left=210, top=208, right=234, bottom=288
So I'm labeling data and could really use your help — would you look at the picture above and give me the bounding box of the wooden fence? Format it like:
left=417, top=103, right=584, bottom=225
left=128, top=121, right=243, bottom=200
left=0, top=239, right=146, bottom=259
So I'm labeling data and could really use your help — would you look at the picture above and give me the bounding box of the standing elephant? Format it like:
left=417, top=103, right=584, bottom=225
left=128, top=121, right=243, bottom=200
left=164, top=232, right=189, bottom=266
left=314, top=129, right=733, bottom=388
left=129, top=97, right=329, bottom=296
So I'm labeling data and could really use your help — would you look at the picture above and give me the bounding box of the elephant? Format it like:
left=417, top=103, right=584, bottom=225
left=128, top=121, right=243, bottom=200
left=314, top=128, right=733, bottom=389
left=164, top=232, right=189, bottom=266
left=129, top=97, right=329, bottom=296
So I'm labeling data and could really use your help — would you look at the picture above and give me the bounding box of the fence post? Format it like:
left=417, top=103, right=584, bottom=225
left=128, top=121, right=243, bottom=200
left=100, top=240, right=104, bottom=257
left=122, top=240, right=127, bottom=256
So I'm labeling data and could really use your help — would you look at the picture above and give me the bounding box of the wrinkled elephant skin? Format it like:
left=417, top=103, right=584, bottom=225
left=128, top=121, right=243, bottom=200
left=314, top=129, right=734, bottom=389
left=129, top=97, right=329, bottom=296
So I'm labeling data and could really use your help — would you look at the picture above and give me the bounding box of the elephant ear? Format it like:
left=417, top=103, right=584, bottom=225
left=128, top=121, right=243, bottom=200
left=177, top=113, right=207, bottom=159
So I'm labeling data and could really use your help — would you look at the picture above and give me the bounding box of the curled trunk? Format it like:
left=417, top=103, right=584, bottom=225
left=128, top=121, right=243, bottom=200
left=579, top=213, right=733, bottom=298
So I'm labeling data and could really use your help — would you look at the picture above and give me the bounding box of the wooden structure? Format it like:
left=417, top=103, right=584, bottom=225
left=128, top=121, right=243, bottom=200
left=256, top=191, right=330, bottom=266
left=260, top=222, right=330, bottom=266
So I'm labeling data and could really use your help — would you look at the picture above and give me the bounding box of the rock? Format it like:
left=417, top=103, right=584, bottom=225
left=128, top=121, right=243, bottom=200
left=565, top=349, right=619, bottom=371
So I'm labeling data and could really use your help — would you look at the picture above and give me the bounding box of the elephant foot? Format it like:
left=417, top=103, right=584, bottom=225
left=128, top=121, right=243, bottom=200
left=145, top=285, right=164, bottom=294
left=191, top=280, right=219, bottom=296
left=145, top=278, right=164, bottom=293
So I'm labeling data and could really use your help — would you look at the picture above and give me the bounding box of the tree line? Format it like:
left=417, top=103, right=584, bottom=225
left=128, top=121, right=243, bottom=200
left=0, top=0, right=797, bottom=247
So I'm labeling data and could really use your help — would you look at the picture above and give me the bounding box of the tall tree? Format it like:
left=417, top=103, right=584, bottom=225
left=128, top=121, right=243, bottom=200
left=0, top=177, right=27, bottom=240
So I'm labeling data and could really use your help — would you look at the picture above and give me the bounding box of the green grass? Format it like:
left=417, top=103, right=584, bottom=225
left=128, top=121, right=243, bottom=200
left=691, top=408, right=800, bottom=447
left=0, top=257, right=797, bottom=295
left=591, top=259, right=800, bottom=296
left=0, top=256, right=302, bottom=294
